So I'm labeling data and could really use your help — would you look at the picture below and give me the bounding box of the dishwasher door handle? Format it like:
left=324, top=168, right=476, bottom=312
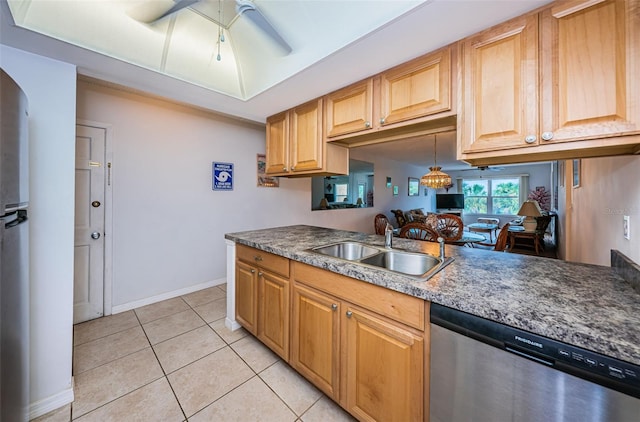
left=505, top=344, right=554, bottom=367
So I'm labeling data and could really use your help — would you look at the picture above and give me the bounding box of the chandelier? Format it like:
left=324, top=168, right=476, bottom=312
left=420, top=135, right=452, bottom=189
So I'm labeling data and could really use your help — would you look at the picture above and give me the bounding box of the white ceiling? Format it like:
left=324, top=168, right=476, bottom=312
left=0, top=0, right=552, bottom=124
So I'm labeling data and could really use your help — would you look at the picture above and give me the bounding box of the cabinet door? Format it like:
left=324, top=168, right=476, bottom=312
left=380, top=47, right=451, bottom=126
left=540, top=0, right=640, bottom=143
left=459, top=14, right=539, bottom=153
left=235, top=261, right=258, bottom=335
left=290, top=98, right=323, bottom=173
left=325, top=79, right=374, bottom=137
left=344, top=306, right=423, bottom=422
left=265, top=111, right=289, bottom=174
left=291, top=284, right=340, bottom=400
left=258, top=271, right=289, bottom=361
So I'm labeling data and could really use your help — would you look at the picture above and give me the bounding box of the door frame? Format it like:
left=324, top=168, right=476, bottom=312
left=76, top=119, right=114, bottom=316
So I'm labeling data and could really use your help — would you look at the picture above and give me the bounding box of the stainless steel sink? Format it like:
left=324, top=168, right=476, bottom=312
left=311, top=241, right=380, bottom=261
left=359, top=250, right=442, bottom=277
left=308, top=241, right=453, bottom=281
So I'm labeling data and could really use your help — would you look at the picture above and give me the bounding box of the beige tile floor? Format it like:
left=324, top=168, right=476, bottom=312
left=34, top=284, right=356, bottom=422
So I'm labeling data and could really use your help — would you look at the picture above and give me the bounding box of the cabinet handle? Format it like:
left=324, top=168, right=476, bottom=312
left=291, top=166, right=295, bottom=171
left=283, top=167, right=287, bottom=171
left=258, top=272, right=263, bottom=276
left=380, top=117, right=385, bottom=125
left=346, top=310, right=353, bottom=318
left=331, top=303, right=338, bottom=311
left=254, top=256, right=263, bottom=262
left=250, top=269, right=256, bottom=274
left=524, top=135, right=537, bottom=144
left=364, top=121, right=371, bottom=128
left=541, top=132, right=554, bottom=141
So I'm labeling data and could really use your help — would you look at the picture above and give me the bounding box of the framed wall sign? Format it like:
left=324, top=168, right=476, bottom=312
left=212, top=162, right=234, bottom=191
left=257, top=154, right=279, bottom=187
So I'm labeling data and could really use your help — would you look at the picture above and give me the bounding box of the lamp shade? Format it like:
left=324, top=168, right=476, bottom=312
left=420, top=166, right=452, bottom=189
left=517, top=200, right=542, bottom=217
left=356, top=198, right=363, bottom=206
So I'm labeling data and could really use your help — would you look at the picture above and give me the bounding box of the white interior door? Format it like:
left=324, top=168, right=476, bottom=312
left=74, top=125, right=106, bottom=323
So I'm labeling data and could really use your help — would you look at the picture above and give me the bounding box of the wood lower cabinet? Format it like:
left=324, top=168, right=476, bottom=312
left=235, top=245, right=290, bottom=360
left=290, top=283, right=341, bottom=400
left=345, top=306, right=424, bottom=422
left=235, top=260, right=258, bottom=335
left=291, top=261, right=427, bottom=421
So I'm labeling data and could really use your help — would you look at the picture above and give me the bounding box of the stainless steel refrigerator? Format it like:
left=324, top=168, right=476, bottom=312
left=0, top=69, right=30, bottom=422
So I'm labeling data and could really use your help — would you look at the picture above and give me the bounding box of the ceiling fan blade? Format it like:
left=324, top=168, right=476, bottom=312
left=236, top=0, right=292, bottom=54
left=145, top=0, right=200, bottom=24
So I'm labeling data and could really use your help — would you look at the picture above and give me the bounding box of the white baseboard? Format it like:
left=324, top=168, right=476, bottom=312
left=29, top=385, right=74, bottom=420
left=111, top=277, right=226, bottom=314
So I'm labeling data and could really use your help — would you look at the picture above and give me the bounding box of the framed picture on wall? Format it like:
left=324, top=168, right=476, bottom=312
left=408, top=177, right=419, bottom=196
left=393, top=185, right=399, bottom=196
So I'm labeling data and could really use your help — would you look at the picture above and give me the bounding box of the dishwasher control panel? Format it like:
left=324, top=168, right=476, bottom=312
left=431, top=303, right=640, bottom=399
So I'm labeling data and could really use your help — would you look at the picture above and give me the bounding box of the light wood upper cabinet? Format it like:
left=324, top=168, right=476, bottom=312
left=459, top=13, right=539, bottom=153
left=325, top=79, right=373, bottom=137
left=325, top=46, right=456, bottom=144
left=265, top=111, right=289, bottom=174
left=380, top=47, right=452, bottom=127
left=266, top=98, right=349, bottom=176
left=539, top=0, right=640, bottom=143
left=459, top=0, right=640, bottom=165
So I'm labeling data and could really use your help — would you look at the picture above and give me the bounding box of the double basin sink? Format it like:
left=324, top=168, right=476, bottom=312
left=308, top=241, right=453, bottom=281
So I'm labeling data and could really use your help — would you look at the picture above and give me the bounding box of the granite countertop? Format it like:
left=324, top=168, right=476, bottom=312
left=225, top=225, right=640, bottom=366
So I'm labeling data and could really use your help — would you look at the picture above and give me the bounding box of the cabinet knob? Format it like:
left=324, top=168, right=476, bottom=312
left=380, top=117, right=385, bottom=125
left=331, top=303, right=338, bottom=311
left=250, top=269, right=256, bottom=274
left=346, top=310, right=353, bottom=318
left=524, top=135, right=537, bottom=144
left=541, top=132, right=554, bottom=141
left=283, top=167, right=287, bottom=171
left=254, top=256, right=263, bottom=262
left=291, top=166, right=295, bottom=170
left=364, top=121, right=371, bottom=128
left=258, top=272, right=263, bottom=276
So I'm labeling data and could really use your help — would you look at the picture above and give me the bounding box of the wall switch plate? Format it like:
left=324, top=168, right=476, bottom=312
left=623, top=215, right=630, bottom=240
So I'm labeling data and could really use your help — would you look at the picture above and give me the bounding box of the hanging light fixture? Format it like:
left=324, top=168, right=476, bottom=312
left=420, top=134, right=452, bottom=189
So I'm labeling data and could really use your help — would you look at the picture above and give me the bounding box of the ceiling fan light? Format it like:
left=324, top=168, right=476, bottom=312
left=420, top=167, right=452, bottom=189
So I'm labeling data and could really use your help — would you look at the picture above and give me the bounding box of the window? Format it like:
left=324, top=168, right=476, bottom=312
left=461, top=177, right=523, bottom=215
left=335, top=183, right=348, bottom=202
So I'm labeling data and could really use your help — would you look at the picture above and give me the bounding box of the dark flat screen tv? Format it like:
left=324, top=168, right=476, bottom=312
left=436, top=193, right=464, bottom=210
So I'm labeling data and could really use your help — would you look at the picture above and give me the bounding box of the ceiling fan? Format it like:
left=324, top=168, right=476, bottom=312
left=460, top=165, right=506, bottom=172
left=132, top=0, right=292, bottom=54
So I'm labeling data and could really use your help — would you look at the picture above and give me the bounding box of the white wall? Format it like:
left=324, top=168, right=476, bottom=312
left=1, top=46, right=76, bottom=417
left=77, top=82, right=439, bottom=308
left=565, top=155, right=640, bottom=266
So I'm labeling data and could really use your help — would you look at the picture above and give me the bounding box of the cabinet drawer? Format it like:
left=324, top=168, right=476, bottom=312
left=292, top=262, right=424, bottom=331
left=236, top=244, right=290, bottom=278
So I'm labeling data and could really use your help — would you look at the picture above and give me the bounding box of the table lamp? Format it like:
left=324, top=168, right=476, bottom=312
left=356, top=198, right=363, bottom=207
left=517, top=200, right=542, bottom=232
left=319, top=198, right=329, bottom=209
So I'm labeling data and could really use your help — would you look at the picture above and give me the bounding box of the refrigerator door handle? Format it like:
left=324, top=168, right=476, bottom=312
left=2, top=209, right=27, bottom=228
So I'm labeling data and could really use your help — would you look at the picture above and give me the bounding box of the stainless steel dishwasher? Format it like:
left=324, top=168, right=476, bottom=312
left=430, top=303, right=640, bottom=422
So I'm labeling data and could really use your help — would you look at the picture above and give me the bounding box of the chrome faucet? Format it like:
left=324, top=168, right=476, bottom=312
left=438, top=237, right=445, bottom=259
left=385, top=223, right=393, bottom=249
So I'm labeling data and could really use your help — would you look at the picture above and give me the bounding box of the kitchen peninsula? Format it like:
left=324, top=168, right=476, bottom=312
left=225, top=225, right=640, bottom=420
